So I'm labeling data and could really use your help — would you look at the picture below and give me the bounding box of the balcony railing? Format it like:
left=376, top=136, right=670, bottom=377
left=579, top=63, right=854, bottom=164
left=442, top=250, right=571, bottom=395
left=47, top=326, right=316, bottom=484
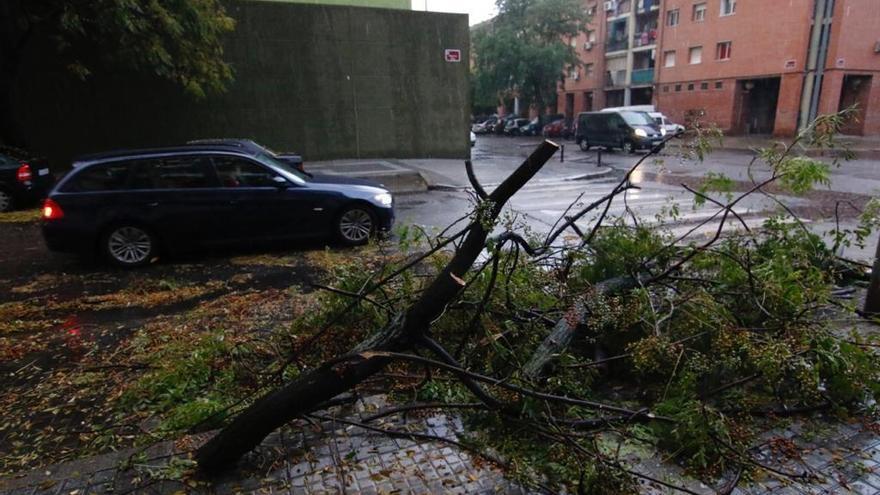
left=605, top=70, right=627, bottom=87
left=633, top=30, right=657, bottom=47
left=606, top=38, right=629, bottom=53
left=631, top=68, right=654, bottom=85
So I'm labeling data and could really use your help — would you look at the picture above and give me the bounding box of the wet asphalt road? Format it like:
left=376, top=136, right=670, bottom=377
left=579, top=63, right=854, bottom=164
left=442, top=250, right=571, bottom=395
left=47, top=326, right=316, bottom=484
left=1, top=134, right=878, bottom=280
left=395, top=135, right=853, bottom=243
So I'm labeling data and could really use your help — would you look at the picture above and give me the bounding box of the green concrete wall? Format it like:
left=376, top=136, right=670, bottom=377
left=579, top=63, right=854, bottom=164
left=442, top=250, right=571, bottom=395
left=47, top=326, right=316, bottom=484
left=12, top=1, right=469, bottom=167
left=254, top=0, right=411, bottom=11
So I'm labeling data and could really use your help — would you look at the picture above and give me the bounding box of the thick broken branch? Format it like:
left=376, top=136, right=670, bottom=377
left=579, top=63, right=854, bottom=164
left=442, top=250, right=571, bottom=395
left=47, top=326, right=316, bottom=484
left=522, top=275, right=643, bottom=380
left=195, top=141, right=560, bottom=474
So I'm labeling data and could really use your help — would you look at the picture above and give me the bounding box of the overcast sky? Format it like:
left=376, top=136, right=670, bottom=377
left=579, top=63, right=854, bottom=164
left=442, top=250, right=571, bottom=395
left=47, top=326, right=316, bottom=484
left=411, top=0, right=497, bottom=25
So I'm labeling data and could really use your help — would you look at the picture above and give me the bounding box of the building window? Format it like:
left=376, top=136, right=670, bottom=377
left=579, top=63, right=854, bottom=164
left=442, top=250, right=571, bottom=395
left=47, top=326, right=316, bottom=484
left=715, top=81, right=723, bottom=89
left=675, top=84, right=682, bottom=92
left=663, top=85, right=670, bottom=92
left=585, top=63, right=594, bottom=77
left=720, top=0, right=736, bottom=16
left=692, top=2, right=706, bottom=22
left=700, top=81, right=709, bottom=90
left=689, top=46, right=702, bottom=64
left=687, top=83, right=695, bottom=91
left=587, top=30, right=597, bottom=43
left=664, top=50, right=676, bottom=68
left=666, top=9, right=680, bottom=26
left=588, top=4, right=596, bottom=16
left=568, top=66, right=578, bottom=79
left=716, top=41, right=732, bottom=60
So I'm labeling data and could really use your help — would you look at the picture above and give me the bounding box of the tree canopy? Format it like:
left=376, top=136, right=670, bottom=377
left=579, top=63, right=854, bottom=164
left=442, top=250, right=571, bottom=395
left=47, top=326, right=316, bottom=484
left=0, top=0, right=236, bottom=146
left=472, top=0, right=589, bottom=114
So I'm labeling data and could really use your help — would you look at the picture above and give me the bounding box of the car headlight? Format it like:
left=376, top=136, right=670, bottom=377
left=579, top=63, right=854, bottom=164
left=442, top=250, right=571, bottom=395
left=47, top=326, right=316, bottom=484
left=660, top=128, right=667, bottom=136
left=634, top=128, right=648, bottom=138
left=374, top=193, right=393, bottom=207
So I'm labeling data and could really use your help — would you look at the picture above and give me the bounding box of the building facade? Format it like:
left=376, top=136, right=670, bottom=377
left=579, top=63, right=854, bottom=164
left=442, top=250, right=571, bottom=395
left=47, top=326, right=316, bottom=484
left=557, top=0, right=880, bottom=136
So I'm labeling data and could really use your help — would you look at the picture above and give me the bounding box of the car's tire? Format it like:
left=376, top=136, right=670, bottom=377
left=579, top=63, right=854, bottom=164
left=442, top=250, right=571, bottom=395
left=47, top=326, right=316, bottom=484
left=0, top=188, right=13, bottom=213
left=336, top=205, right=376, bottom=246
left=579, top=139, right=590, bottom=152
left=621, top=140, right=635, bottom=154
left=101, top=223, right=157, bottom=268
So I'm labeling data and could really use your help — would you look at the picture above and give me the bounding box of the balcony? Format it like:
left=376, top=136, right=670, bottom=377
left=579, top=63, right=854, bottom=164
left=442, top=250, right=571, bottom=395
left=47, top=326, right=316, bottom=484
left=605, top=70, right=627, bottom=87
left=606, top=38, right=629, bottom=53
left=631, top=68, right=654, bottom=85
left=633, top=30, right=657, bottom=48
left=635, top=0, right=660, bottom=12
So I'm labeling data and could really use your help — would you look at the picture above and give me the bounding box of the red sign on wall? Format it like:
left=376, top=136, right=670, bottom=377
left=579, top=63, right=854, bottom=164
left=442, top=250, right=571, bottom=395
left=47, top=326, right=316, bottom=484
left=444, top=49, right=461, bottom=63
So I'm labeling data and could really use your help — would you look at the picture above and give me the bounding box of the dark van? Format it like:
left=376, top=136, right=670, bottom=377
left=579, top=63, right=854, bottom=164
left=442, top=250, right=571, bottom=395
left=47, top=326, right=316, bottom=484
left=575, top=111, right=666, bottom=153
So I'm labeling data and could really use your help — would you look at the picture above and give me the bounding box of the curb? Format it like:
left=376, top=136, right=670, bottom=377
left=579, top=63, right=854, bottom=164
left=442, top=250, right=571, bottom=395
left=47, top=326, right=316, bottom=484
left=428, top=166, right=614, bottom=192
left=561, top=166, right=614, bottom=182
left=664, top=143, right=880, bottom=160
left=374, top=170, right=429, bottom=195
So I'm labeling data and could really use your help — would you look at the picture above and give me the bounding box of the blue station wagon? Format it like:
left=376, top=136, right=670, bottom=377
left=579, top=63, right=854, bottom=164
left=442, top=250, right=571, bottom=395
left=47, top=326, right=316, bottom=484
left=41, top=142, right=395, bottom=267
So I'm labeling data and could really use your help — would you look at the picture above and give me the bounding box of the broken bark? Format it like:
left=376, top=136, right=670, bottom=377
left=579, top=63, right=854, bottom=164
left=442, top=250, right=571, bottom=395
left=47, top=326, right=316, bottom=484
left=522, top=275, right=641, bottom=381
left=195, top=140, right=560, bottom=474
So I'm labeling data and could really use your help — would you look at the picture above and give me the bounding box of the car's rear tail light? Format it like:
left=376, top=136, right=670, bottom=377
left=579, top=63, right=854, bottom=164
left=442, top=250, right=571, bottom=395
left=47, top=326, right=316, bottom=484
left=42, top=199, right=64, bottom=220
left=16, top=163, right=32, bottom=182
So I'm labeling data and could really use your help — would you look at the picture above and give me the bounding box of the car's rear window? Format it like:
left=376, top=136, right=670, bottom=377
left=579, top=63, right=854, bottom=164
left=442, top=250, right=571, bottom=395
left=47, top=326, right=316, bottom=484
left=62, top=162, right=132, bottom=192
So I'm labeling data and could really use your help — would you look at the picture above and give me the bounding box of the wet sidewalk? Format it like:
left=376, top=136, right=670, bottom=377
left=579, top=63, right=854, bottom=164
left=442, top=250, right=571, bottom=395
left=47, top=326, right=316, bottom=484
left=3, top=391, right=880, bottom=495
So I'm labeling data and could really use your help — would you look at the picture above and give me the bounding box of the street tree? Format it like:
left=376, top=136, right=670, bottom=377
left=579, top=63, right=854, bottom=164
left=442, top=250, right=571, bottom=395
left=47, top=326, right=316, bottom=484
left=472, top=0, right=589, bottom=115
left=0, top=0, right=235, bottom=147
left=190, top=110, right=880, bottom=493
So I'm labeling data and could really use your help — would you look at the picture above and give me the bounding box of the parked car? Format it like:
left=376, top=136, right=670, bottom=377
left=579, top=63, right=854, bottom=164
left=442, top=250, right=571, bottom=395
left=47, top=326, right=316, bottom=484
left=648, top=112, right=686, bottom=136
left=41, top=142, right=395, bottom=267
left=471, top=117, right=498, bottom=134
left=188, top=138, right=308, bottom=175
left=575, top=111, right=666, bottom=153
left=504, top=118, right=531, bottom=136
left=0, top=152, right=53, bottom=212
left=542, top=119, right=574, bottom=139
left=519, top=118, right=542, bottom=136
left=494, top=116, right=515, bottom=134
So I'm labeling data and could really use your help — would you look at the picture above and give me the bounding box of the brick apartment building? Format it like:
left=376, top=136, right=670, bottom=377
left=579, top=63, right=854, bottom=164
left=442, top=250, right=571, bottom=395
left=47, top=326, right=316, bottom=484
left=556, top=0, right=880, bottom=136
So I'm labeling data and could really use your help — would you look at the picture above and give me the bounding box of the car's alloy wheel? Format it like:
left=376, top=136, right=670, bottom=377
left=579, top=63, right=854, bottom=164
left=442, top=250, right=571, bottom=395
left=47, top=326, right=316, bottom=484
left=622, top=140, right=634, bottom=154
left=337, top=207, right=374, bottom=245
left=105, top=225, right=155, bottom=267
left=0, top=190, right=12, bottom=212
left=579, top=140, right=590, bottom=152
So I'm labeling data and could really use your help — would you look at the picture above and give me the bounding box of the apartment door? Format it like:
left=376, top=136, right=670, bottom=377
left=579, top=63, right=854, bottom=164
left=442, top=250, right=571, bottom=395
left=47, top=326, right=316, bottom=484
left=583, top=91, right=594, bottom=112
left=565, top=93, right=575, bottom=122
left=838, top=75, right=872, bottom=135
left=737, top=77, right=780, bottom=135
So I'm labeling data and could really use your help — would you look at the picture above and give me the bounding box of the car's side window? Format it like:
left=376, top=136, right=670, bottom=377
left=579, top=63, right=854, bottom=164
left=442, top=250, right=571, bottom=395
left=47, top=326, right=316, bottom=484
left=62, top=162, right=132, bottom=192
left=213, top=156, right=280, bottom=188
left=128, top=160, right=156, bottom=190
left=153, top=156, right=216, bottom=189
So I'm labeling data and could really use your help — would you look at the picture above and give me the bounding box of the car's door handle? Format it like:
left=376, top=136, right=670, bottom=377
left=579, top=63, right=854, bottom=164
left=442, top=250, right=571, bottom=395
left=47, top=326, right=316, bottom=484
left=147, top=202, right=159, bottom=207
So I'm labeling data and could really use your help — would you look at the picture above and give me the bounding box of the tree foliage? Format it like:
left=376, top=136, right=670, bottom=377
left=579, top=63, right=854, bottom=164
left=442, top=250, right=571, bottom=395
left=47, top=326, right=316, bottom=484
left=0, top=0, right=235, bottom=145
left=471, top=0, right=589, bottom=112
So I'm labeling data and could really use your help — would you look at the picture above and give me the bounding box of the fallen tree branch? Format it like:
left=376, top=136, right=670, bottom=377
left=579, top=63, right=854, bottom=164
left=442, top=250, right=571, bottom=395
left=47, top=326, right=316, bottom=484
left=195, top=141, right=560, bottom=474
